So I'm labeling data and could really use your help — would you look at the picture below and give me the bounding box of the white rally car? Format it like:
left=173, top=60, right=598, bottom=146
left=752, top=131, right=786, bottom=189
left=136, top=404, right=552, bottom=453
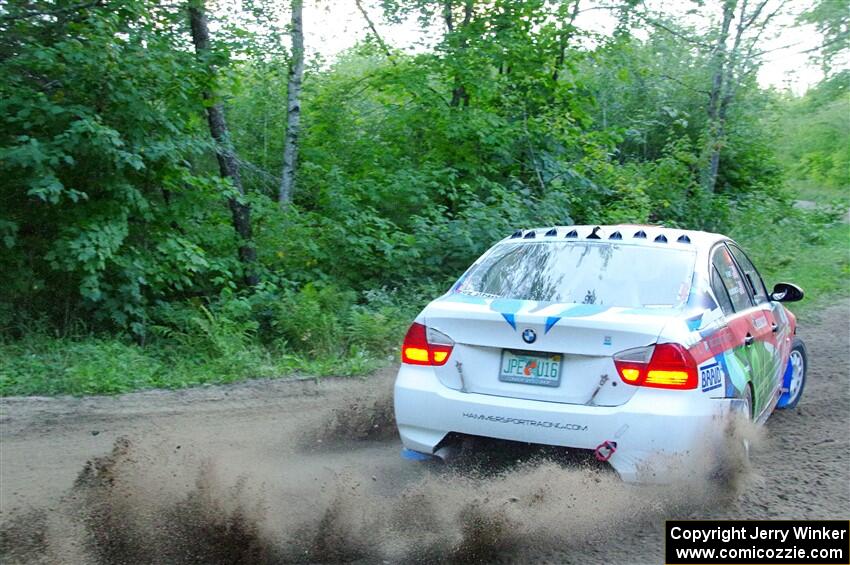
left=394, top=225, right=807, bottom=482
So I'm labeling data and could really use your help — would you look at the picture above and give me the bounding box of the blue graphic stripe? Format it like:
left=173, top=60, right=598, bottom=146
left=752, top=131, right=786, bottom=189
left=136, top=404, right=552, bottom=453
left=489, top=298, right=525, bottom=331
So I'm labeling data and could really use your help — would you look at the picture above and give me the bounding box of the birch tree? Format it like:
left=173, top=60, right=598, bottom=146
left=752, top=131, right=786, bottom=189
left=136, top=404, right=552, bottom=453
left=700, top=0, right=736, bottom=194
left=675, top=0, right=785, bottom=193
left=278, top=0, right=304, bottom=206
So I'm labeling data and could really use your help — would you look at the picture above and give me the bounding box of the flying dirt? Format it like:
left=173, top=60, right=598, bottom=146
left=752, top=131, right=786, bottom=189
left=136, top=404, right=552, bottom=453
left=1, top=301, right=848, bottom=564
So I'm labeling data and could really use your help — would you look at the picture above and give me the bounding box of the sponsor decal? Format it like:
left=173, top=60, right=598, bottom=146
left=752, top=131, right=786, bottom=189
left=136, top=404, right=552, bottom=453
left=462, top=412, right=588, bottom=431
left=603, top=335, right=612, bottom=346
left=700, top=362, right=723, bottom=392
left=686, top=313, right=704, bottom=331
left=441, top=292, right=488, bottom=305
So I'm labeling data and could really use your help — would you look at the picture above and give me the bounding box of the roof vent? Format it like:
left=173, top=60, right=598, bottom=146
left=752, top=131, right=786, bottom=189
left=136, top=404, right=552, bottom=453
left=587, top=226, right=602, bottom=240
left=565, top=229, right=578, bottom=238
left=510, top=230, right=523, bottom=239
left=523, top=230, right=536, bottom=239
left=654, top=234, right=668, bottom=243
left=634, top=230, right=647, bottom=239
left=609, top=231, right=622, bottom=240
left=545, top=227, right=558, bottom=237
left=677, top=234, right=691, bottom=244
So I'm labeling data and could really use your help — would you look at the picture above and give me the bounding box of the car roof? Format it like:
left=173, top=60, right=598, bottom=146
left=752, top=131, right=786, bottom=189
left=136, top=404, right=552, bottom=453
left=499, top=224, right=729, bottom=250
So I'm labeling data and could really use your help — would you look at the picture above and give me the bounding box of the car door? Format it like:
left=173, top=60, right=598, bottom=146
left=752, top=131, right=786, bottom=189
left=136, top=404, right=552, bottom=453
left=726, top=243, right=786, bottom=408
left=709, top=244, right=763, bottom=414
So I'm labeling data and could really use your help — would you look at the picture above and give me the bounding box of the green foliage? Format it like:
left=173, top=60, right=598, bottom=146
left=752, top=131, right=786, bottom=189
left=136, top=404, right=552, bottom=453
left=270, top=284, right=355, bottom=356
left=775, top=72, right=850, bottom=197
left=798, top=0, right=850, bottom=72
left=0, top=0, right=236, bottom=335
left=248, top=282, right=415, bottom=360
left=726, top=196, right=850, bottom=312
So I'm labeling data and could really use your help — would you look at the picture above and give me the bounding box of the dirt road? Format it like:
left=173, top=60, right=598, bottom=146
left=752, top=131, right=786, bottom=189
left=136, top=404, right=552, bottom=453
left=1, top=301, right=848, bottom=564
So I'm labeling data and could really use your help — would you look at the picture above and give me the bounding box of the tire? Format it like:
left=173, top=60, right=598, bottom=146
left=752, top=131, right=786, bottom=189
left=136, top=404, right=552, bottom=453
left=742, top=383, right=753, bottom=421
left=713, top=383, right=752, bottom=485
left=777, top=337, right=807, bottom=410
left=739, top=383, right=753, bottom=460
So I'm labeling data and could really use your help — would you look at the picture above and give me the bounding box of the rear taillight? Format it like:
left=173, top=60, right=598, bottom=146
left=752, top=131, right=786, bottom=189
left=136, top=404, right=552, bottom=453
left=613, top=343, right=697, bottom=389
left=401, top=322, right=454, bottom=366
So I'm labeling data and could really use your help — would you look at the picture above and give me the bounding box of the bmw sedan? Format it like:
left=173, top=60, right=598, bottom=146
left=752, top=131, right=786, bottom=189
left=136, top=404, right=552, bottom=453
left=394, top=225, right=807, bottom=482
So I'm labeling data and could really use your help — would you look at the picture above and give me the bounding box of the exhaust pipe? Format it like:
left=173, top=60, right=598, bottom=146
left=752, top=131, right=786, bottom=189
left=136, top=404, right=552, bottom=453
left=434, top=445, right=460, bottom=462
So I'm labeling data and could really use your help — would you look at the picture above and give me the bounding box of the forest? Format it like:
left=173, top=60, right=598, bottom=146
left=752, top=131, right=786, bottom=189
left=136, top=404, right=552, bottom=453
left=1, top=0, right=847, bottom=395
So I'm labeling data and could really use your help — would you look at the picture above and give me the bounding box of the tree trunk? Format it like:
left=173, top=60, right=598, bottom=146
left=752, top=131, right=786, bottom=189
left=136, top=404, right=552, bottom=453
left=552, top=0, right=581, bottom=83
left=279, top=0, right=304, bottom=206
left=701, top=0, right=736, bottom=194
left=188, top=1, right=258, bottom=286
left=445, top=0, right=473, bottom=107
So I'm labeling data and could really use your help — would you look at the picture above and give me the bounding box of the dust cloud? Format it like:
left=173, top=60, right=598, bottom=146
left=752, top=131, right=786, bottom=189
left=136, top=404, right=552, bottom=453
left=0, top=394, right=758, bottom=565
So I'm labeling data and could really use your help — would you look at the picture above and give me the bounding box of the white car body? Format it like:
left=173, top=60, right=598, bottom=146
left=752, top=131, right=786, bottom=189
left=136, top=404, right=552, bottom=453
left=394, top=225, right=800, bottom=482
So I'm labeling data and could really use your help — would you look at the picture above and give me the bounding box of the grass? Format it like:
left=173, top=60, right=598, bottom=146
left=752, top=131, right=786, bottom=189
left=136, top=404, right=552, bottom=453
left=747, top=221, right=849, bottom=312
left=0, top=337, right=390, bottom=397
left=1, top=290, right=412, bottom=396
left=730, top=180, right=849, bottom=322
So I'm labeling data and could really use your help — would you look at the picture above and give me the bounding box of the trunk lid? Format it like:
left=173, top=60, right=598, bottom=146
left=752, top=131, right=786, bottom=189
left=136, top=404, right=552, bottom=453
left=425, top=294, right=677, bottom=406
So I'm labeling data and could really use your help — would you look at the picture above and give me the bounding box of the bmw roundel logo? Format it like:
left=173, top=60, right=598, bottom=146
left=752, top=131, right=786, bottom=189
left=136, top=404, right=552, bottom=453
left=522, top=329, right=537, bottom=344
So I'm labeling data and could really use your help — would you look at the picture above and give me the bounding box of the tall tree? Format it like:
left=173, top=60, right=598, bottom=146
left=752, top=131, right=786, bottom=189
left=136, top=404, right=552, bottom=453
left=799, top=0, right=850, bottom=74
left=444, top=0, right=474, bottom=107
left=637, top=0, right=785, bottom=194
left=552, top=0, right=581, bottom=83
left=278, top=0, right=304, bottom=206
left=700, top=0, right=783, bottom=193
left=701, top=0, right=736, bottom=194
left=188, top=0, right=258, bottom=285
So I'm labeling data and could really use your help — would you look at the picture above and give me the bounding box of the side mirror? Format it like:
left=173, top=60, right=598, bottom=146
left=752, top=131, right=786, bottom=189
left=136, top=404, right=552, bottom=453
left=770, top=282, right=804, bottom=303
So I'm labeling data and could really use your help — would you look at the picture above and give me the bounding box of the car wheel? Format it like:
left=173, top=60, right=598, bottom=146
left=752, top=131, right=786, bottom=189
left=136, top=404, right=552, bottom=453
left=713, top=383, right=752, bottom=485
left=742, top=383, right=753, bottom=419
left=777, top=338, right=807, bottom=410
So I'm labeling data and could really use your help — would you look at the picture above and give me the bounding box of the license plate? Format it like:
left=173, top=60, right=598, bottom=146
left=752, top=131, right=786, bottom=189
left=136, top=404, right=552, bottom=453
left=499, top=350, right=562, bottom=387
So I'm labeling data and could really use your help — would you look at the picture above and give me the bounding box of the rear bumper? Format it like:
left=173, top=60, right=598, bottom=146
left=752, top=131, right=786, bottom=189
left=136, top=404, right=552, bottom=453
left=394, top=364, right=739, bottom=483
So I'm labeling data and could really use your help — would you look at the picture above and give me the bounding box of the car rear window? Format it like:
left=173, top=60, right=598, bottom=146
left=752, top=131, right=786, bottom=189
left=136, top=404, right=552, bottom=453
left=455, top=241, right=696, bottom=309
